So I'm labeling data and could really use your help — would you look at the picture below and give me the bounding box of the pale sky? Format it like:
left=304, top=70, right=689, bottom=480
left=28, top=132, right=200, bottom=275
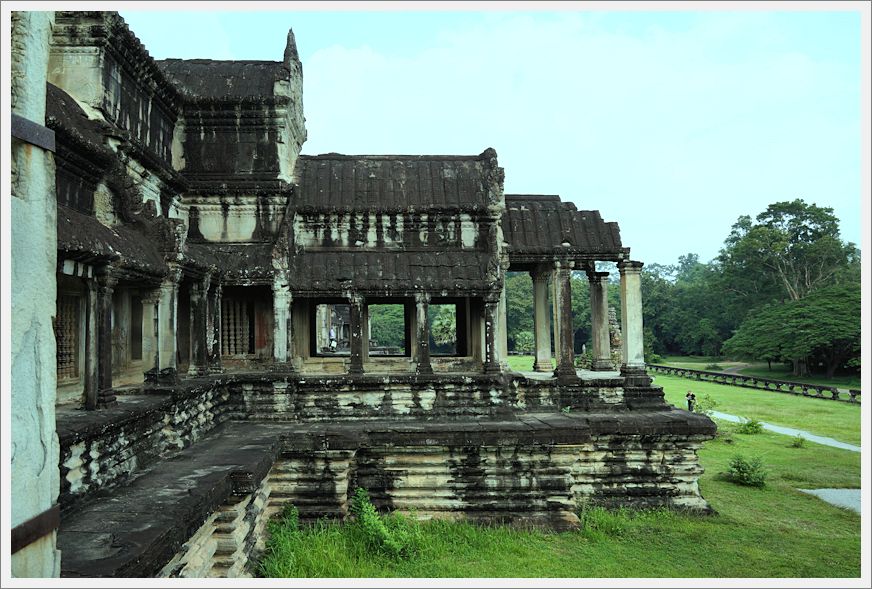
left=119, top=4, right=864, bottom=265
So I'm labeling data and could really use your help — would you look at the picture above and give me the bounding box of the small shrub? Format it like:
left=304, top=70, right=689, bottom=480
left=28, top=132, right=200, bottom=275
left=561, top=406, right=572, bottom=415
left=736, top=417, right=764, bottom=435
left=349, top=487, right=419, bottom=558
left=575, top=350, right=593, bottom=369
left=693, top=393, right=718, bottom=417
left=725, top=454, right=767, bottom=487
left=705, top=363, right=724, bottom=371
left=647, top=353, right=664, bottom=364
left=790, top=435, right=807, bottom=448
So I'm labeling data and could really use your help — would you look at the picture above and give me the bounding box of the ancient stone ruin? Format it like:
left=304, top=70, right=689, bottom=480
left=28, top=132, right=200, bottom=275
left=10, top=11, right=715, bottom=578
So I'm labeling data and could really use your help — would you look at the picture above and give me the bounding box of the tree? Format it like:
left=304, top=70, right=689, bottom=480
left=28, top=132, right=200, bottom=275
left=431, top=305, right=457, bottom=346
left=722, top=284, right=860, bottom=378
left=718, top=199, right=856, bottom=303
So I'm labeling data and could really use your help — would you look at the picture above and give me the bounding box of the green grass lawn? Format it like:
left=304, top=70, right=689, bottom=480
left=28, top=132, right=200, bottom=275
left=655, top=374, right=861, bottom=446
left=734, top=363, right=861, bottom=389
left=258, top=422, right=860, bottom=578
left=658, top=356, right=861, bottom=389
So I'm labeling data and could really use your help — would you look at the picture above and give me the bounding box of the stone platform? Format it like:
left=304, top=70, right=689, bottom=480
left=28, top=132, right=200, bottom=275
left=57, top=407, right=715, bottom=578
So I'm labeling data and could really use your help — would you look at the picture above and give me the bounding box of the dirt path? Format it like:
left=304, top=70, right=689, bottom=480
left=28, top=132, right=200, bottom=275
left=721, top=363, right=751, bottom=374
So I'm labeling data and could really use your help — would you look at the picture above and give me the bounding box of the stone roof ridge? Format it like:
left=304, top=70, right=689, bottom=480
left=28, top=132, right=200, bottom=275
left=301, top=148, right=498, bottom=162
left=157, top=58, right=283, bottom=66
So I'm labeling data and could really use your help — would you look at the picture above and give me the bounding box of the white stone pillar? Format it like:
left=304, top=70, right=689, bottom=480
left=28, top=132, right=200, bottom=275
left=552, top=262, right=576, bottom=380
left=587, top=270, right=613, bottom=371
left=156, top=268, right=181, bottom=381
left=272, top=283, right=291, bottom=365
left=497, top=285, right=509, bottom=370
left=619, top=260, right=647, bottom=380
left=415, top=293, right=433, bottom=374
left=531, top=268, right=552, bottom=372
left=141, top=290, right=160, bottom=379
left=10, top=10, right=61, bottom=577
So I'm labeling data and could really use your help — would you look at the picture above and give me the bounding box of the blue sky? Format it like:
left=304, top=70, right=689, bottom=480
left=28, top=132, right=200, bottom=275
left=121, top=7, right=864, bottom=265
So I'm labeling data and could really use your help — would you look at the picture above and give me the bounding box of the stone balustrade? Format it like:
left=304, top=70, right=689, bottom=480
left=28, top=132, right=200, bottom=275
left=647, top=364, right=861, bottom=404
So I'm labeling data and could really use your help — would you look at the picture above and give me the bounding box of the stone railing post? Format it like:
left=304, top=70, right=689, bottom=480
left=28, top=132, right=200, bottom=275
left=156, top=265, right=181, bottom=383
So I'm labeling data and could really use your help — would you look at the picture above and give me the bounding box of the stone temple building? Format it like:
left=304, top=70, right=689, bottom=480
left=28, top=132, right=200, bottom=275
left=9, top=11, right=715, bottom=578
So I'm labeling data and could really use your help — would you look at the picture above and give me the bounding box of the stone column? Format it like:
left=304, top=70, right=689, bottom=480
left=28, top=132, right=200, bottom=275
left=587, top=270, right=613, bottom=371
left=619, top=260, right=650, bottom=385
left=96, top=272, right=118, bottom=407
left=348, top=295, right=365, bottom=375
left=272, top=283, right=292, bottom=367
left=483, top=297, right=501, bottom=373
left=404, top=300, right=417, bottom=358
left=531, top=268, right=552, bottom=372
left=83, top=278, right=99, bottom=410
left=552, top=262, right=576, bottom=381
left=156, top=267, right=181, bottom=383
left=188, top=276, right=209, bottom=376
left=10, top=10, right=61, bottom=577
left=497, top=284, right=509, bottom=370
left=140, top=290, right=160, bottom=382
left=415, top=293, right=433, bottom=374
left=208, top=284, right=223, bottom=372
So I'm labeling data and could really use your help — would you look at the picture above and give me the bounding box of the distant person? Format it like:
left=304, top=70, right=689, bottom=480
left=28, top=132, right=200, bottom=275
left=686, top=391, right=696, bottom=412
left=329, top=327, right=337, bottom=352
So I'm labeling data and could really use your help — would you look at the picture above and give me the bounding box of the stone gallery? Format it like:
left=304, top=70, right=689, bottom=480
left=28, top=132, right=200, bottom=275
left=9, top=11, right=715, bottom=578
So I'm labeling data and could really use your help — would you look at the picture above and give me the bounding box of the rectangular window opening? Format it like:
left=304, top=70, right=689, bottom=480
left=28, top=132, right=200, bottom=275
left=312, top=303, right=350, bottom=356
left=430, top=303, right=459, bottom=356
left=368, top=304, right=409, bottom=357
left=56, top=293, right=80, bottom=381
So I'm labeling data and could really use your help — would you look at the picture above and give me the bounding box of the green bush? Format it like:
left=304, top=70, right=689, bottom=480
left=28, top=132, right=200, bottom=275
left=349, top=488, right=420, bottom=558
left=647, top=353, right=664, bottom=364
left=693, top=393, right=718, bottom=417
left=736, top=417, right=764, bottom=435
left=790, top=435, right=807, bottom=448
left=725, top=454, right=767, bottom=487
left=704, top=363, right=724, bottom=371
left=575, top=350, right=593, bottom=369
left=513, top=330, right=535, bottom=354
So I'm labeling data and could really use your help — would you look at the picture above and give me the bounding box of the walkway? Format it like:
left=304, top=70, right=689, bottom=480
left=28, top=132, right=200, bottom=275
left=708, top=410, right=860, bottom=452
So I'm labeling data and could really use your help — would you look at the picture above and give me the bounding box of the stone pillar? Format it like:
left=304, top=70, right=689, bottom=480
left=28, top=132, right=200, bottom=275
left=272, top=283, right=292, bottom=367
left=415, top=293, right=433, bottom=375
left=483, top=297, right=501, bottom=373
left=96, top=271, right=118, bottom=407
left=619, top=260, right=650, bottom=385
left=156, top=267, right=181, bottom=383
left=349, top=295, right=365, bottom=375
left=140, top=290, right=160, bottom=381
left=188, top=276, right=209, bottom=376
left=587, top=270, right=613, bottom=371
left=208, top=284, right=223, bottom=372
left=404, top=300, right=417, bottom=358
left=531, top=268, right=552, bottom=372
left=10, top=10, right=61, bottom=577
left=497, top=284, right=509, bottom=370
left=552, top=262, right=576, bottom=381
left=82, top=278, right=99, bottom=409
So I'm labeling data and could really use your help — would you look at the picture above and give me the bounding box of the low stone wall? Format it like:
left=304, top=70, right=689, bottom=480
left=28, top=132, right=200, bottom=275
left=266, top=413, right=714, bottom=530
left=159, top=476, right=272, bottom=578
left=647, top=364, right=861, bottom=404
left=57, top=373, right=672, bottom=512
left=57, top=380, right=232, bottom=512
